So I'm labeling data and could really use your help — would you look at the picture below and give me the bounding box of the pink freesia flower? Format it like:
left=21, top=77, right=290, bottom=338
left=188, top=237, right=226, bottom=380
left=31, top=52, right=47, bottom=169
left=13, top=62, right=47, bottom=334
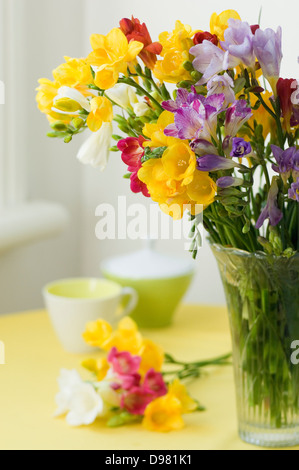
left=108, top=347, right=141, bottom=376
left=143, top=369, right=167, bottom=398
left=130, top=171, right=150, bottom=197
left=120, top=386, right=155, bottom=415
left=117, top=136, right=145, bottom=172
left=117, top=136, right=150, bottom=197
left=111, top=372, right=141, bottom=391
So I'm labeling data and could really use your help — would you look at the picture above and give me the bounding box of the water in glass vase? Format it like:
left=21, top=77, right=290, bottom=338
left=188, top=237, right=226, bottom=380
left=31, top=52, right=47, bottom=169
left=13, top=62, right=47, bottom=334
left=212, top=244, right=299, bottom=448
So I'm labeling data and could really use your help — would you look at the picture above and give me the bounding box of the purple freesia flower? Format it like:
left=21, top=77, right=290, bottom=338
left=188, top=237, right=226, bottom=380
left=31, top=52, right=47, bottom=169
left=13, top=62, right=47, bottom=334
left=207, top=73, right=235, bottom=107
left=164, top=91, right=225, bottom=142
left=271, top=145, right=294, bottom=184
left=190, top=138, right=218, bottom=156
left=196, top=155, right=240, bottom=172
left=225, top=100, right=252, bottom=137
left=217, top=176, right=244, bottom=188
left=162, top=88, right=195, bottom=112
left=256, top=177, right=283, bottom=229
left=190, top=40, right=239, bottom=85
left=253, top=27, right=282, bottom=90
left=291, top=148, right=299, bottom=179
left=230, top=137, right=252, bottom=158
left=221, top=19, right=255, bottom=70
left=288, top=178, right=299, bottom=202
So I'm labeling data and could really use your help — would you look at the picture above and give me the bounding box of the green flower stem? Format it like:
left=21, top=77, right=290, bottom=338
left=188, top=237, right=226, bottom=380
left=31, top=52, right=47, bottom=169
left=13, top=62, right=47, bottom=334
left=118, top=77, right=164, bottom=112
left=254, top=92, right=276, bottom=119
left=129, top=70, right=164, bottom=99
left=261, top=163, right=271, bottom=191
left=163, top=353, right=232, bottom=381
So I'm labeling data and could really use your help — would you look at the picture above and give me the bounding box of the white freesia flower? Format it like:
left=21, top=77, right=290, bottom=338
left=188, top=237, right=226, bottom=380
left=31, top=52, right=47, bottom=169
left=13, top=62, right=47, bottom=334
left=96, top=380, right=122, bottom=409
left=77, top=122, right=113, bottom=170
left=133, top=102, right=150, bottom=117
left=105, top=83, right=138, bottom=110
left=66, top=382, right=104, bottom=427
left=53, top=86, right=91, bottom=112
left=54, top=369, right=82, bottom=417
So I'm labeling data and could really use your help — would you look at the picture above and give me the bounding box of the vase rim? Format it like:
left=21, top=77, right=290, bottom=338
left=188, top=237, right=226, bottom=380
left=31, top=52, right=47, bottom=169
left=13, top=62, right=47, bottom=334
left=210, top=243, right=299, bottom=261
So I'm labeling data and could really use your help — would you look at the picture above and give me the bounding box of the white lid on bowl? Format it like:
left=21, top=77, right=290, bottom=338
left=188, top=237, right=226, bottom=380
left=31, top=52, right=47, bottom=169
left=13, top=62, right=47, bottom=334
left=101, top=242, right=194, bottom=280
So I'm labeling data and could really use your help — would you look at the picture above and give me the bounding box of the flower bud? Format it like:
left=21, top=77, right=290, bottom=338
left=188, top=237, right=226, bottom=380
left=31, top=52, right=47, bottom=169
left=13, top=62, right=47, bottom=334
left=183, top=61, right=194, bottom=71
left=64, top=135, right=72, bottom=143
left=71, top=117, right=85, bottom=130
left=50, top=121, right=68, bottom=132
left=193, top=31, right=218, bottom=46
left=55, top=98, right=82, bottom=113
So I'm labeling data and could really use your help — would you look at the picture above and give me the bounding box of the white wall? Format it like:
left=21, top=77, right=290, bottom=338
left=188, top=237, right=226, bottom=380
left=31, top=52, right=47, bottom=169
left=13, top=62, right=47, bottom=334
left=81, top=0, right=298, bottom=305
left=0, top=0, right=84, bottom=314
left=1, top=0, right=298, bottom=313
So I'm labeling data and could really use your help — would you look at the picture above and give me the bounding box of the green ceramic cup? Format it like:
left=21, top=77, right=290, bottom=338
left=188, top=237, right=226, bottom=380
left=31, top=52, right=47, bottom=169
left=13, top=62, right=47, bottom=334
left=101, top=270, right=194, bottom=328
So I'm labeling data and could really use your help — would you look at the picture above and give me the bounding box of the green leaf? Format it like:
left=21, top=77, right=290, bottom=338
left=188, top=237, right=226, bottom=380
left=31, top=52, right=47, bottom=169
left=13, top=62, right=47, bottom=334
left=234, top=77, right=246, bottom=94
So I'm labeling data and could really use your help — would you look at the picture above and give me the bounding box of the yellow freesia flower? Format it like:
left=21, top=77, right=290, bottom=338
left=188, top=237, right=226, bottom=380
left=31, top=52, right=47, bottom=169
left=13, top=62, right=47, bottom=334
left=138, top=144, right=216, bottom=219
left=81, top=357, right=109, bottom=381
left=36, top=78, right=72, bottom=122
left=186, top=170, right=217, bottom=207
left=168, top=379, right=198, bottom=413
left=210, top=10, right=241, bottom=41
left=143, top=111, right=179, bottom=148
left=248, top=91, right=275, bottom=139
left=142, top=393, right=184, bottom=432
left=86, top=96, right=113, bottom=132
left=103, top=316, right=143, bottom=355
left=138, top=159, right=182, bottom=204
left=82, top=319, right=113, bottom=348
left=139, top=339, right=164, bottom=375
left=36, top=57, right=94, bottom=123
left=162, top=142, right=196, bottom=186
left=52, top=57, right=94, bottom=96
left=36, top=78, right=59, bottom=115
left=86, top=28, right=143, bottom=90
left=82, top=317, right=164, bottom=374
left=153, top=21, right=195, bottom=84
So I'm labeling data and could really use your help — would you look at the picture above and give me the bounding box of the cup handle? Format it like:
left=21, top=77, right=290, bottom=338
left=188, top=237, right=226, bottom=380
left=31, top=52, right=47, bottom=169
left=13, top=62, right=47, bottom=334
left=118, top=287, right=138, bottom=318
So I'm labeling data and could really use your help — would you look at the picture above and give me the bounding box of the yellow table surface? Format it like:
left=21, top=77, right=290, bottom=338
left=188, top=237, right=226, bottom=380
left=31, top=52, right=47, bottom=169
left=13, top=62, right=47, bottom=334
left=0, top=304, right=298, bottom=451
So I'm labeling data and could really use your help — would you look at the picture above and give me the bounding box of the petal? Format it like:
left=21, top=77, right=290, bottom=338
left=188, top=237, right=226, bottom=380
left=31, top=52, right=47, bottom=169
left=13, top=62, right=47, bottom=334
left=90, top=34, right=105, bottom=50
left=126, top=40, right=144, bottom=62
left=106, top=28, right=129, bottom=57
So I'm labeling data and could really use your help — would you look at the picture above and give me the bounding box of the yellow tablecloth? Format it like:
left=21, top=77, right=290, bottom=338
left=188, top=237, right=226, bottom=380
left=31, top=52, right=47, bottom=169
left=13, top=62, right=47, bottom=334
left=0, top=305, right=298, bottom=451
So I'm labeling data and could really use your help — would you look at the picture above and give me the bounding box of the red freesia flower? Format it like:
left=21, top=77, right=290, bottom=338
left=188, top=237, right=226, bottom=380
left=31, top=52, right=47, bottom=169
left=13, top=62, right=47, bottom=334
left=250, top=24, right=260, bottom=35
left=119, top=16, right=162, bottom=69
left=117, top=136, right=150, bottom=198
left=193, top=31, right=218, bottom=46
left=277, top=78, right=298, bottom=131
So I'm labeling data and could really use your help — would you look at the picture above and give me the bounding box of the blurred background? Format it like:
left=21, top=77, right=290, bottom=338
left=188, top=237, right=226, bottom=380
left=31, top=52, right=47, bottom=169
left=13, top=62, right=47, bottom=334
left=0, top=0, right=298, bottom=314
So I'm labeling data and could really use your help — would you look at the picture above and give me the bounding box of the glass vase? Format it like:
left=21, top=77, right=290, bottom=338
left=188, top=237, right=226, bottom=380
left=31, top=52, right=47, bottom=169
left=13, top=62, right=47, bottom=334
left=211, top=244, right=299, bottom=448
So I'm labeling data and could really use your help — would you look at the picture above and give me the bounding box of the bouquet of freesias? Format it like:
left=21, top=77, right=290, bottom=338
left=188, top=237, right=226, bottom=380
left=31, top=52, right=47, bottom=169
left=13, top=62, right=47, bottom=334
left=55, top=316, right=230, bottom=431
left=36, top=9, right=299, bottom=257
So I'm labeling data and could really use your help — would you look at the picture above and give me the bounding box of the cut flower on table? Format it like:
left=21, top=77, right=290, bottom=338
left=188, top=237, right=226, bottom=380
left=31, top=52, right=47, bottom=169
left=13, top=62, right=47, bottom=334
left=55, top=317, right=230, bottom=432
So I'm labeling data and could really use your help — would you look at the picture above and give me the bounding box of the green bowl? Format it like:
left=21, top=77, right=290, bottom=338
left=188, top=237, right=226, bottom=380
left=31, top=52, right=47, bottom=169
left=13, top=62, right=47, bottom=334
left=101, top=270, right=194, bottom=328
